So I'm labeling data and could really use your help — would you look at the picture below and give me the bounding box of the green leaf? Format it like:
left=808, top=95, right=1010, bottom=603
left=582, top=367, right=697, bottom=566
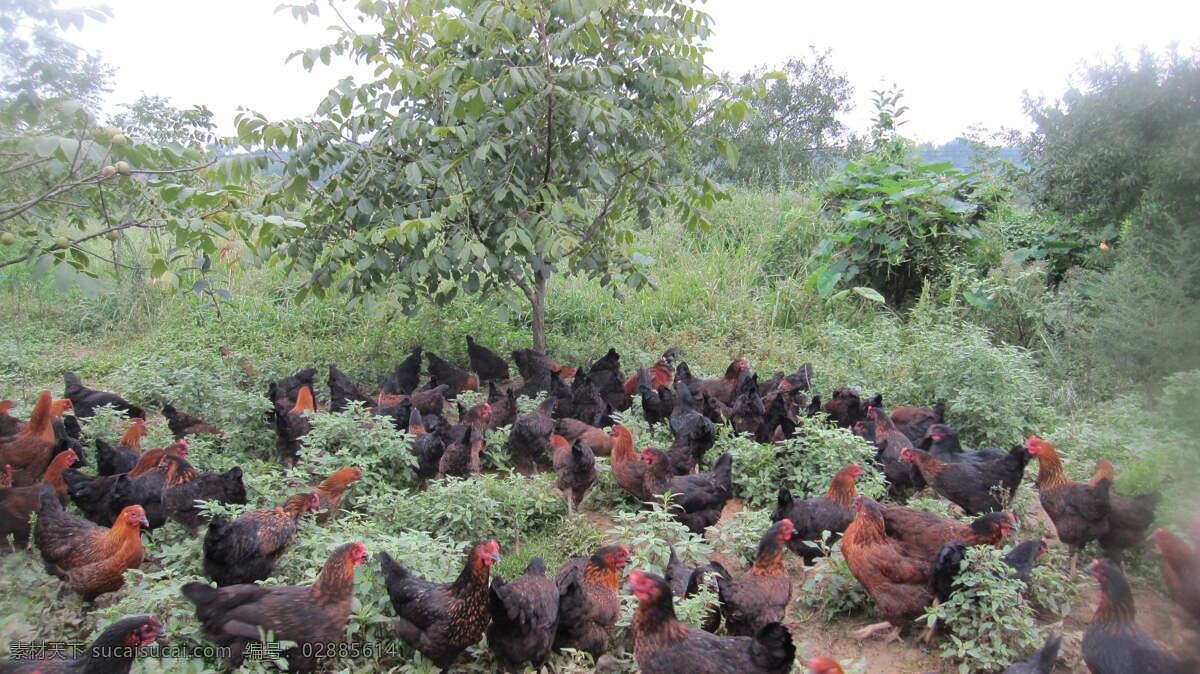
left=851, top=286, right=885, bottom=304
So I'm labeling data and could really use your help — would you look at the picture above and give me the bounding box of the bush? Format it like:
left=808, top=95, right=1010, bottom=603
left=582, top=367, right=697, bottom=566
left=921, top=546, right=1041, bottom=673
left=793, top=539, right=873, bottom=622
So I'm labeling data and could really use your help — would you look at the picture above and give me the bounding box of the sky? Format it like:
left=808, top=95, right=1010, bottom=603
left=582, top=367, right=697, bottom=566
left=68, top=0, right=1200, bottom=144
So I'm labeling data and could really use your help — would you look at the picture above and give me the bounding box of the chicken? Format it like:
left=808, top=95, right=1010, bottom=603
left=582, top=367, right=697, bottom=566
left=758, top=390, right=798, bottom=443
left=0, top=615, right=164, bottom=674
left=63, top=372, right=144, bottom=419
left=641, top=447, right=734, bottom=534
left=689, top=359, right=749, bottom=406
left=821, top=387, right=880, bottom=428
left=1082, top=559, right=1195, bottom=674
left=609, top=424, right=648, bottom=502
left=266, top=367, right=316, bottom=425
left=0, top=448, right=76, bottom=548
left=557, top=370, right=606, bottom=426
left=770, top=464, right=862, bottom=565
left=96, top=418, right=148, bottom=476
left=0, top=391, right=57, bottom=487
left=513, top=348, right=578, bottom=381
left=161, top=404, right=222, bottom=439
left=888, top=403, right=943, bottom=443
left=378, top=540, right=501, bottom=669
left=1002, top=538, right=1048, bottom=586
left=1003, top=634, right=1061, bottom=674
left=183, top=541, right=367, bottom=673
left=274, top=385, right=314, bottom=467
left=587, top=347, right=630, bottom=412
left=382, top=347, right=423, bottom=395
left=731, top=374, right=767, bottom=436
left=1088, top=459, right=1160, bottom=563
left=162, top=465, right=246, bottom=534
left=686, top=560, right=732, bottom=633
left=624, top=350, right=676, bottom=397
left=805, top=658, right=845, bottom=674
left=717, top=519, right=795, bottom=637
left=866, top=406, right=924, bottom=499
left=326, top=365, right=372, bottom=412
left=667, top=380, right=715, bottom=475
left=311, top=467, right=362, bottom=524
left=464, top=335, right=509, bottom=383
left=700, top=391, right=733, bottom=425
left=34, top=486, right=147, bottom=600
left=0, top=400, right=18, bottom=438
left=487, top=556, right=559, bottom=673
left=202, top=492, right=319, bottom=586
left=426, top=351, right=478, bottom=397
left=437, top=426, right=485, bottom=478
left=555, top=416, right=613, bottom=457
left=842, top=496, right=962, bottom=641
left=899, top=445, right=1028, bottom=514
left=509, top=396, right=556, bottom=466
left=554, top=544, right=630, bottom=658
left=879, top=504, right=1015, bottom=562
left=108, top=453, right=198, bottom=530
left=629, top=569, right=795, bottom=674
left=63, top=442, right=188, bottom=526
left=920, top=423, right=1007, bottom=463
left=0, top=464, right=11, bottom=489
left=406, top=408, right=445, bottom=480
left=637, top=367, right=675, bottom=426
left=552, top=434, right=596, bottom=516
left=1026, top=435, right=1111, bottom=572
left=1152, top=527, right=1200, bottom=622
left=486, top=383, right=518, bottom=429
left=663, top=545, right=692, bottom=598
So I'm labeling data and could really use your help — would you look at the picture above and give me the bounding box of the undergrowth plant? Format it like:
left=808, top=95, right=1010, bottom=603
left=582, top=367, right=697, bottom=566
left=793, top=538, right=872, bottom=622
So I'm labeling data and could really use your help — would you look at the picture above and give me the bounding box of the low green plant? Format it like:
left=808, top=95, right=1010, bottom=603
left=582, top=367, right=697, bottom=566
left=606, top=494, right=712, bottom=571
left=921, top=546, right=1041, bottom=673
left=709, top=508, right=772, bottom=565
left=298, top=402, right=419, bottom=493
left=793, top=538, right=872, bottom=622
left=777, top=414, right=888, bottom=500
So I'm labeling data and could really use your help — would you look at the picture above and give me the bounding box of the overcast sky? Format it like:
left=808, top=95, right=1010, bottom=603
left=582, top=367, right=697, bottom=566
left=69, top=0, right=1200, bottom=144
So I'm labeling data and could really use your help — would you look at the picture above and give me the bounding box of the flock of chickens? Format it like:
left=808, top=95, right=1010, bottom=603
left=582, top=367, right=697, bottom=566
left=0, top=339, right=1196, bottom=673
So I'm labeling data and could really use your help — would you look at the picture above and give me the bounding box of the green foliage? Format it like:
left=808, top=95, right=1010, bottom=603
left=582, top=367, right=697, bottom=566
left=298, top=402, right=420, bottom=492
left=776, top=414, right=888, bottom=500
left=247, top=0, right=761, bottom=350
left=606, top=493, right=712, bottom=571
left=1025, top=47, right=1200, bottom=234
left=794, top=539, right=872, bottom=622
left=107, top=95, right=216, bottom=150
left=697, top=48, right=855, bottom=188
left=709, top=507, right=771, bottom=565
left=922, top=546, right=1041, bottom=673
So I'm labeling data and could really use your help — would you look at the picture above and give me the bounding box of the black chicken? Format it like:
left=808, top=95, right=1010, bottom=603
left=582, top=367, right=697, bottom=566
left=466, top=336, right=510, bottom=383
left=487, top=556, right=558, bottom=673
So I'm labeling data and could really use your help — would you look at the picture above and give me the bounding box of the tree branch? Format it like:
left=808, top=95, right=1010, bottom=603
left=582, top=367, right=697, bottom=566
left=0, top=218, right=161, bottom=270
left=0, top=156, right=51, bottom=176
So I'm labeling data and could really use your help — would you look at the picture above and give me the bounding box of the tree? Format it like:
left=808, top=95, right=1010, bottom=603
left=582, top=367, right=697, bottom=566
left=695, top=48, right=854, bottom=188
left=240, top=0, right=758, bottom=351
left=1024, top=48, right=1200, bottom=238
left=0, top=0, right=264, bottom=300
left=108, top=95, right=218, bottom=150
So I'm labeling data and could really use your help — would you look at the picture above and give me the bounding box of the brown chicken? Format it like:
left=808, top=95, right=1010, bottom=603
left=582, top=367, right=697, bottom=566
left=437, top=426, right=485, bottom=478
left=879, top=504, right=1015, bottom=562
left=0, top=615, right=165, bottom=673
left=770, top=463, right=861, bottom=565
left=689, top=359, right=749, bottom=406
left=311, top=467, right=362, bottom=525
left=161, top=404, right=222, bottom=439
left=1027, top=436, right=1110, bottom=572
left=843, top=496, right=945, bottom=641
left=555, top=544, right=630, bottom=658
left=275, top=386, right=315, bottom=467
left=624, top=354, right=674, bottom=396
left=717, top=519, right=795, bottom=637
left=609, top=424, right=648, bottom=501
left=0, top=448, right=76, bottom=548
left=1152, top=527, right=1200, bottom=622
left=34, top=486, right=147, bottom=600
left=552, top=434, right=596, bottom=516
left=1088, top=458, right=1161, bottom=563
left=509, top=396, right=556, bottom=466
left=184, top=541, right=367, bottom=673
left=0, top=391, right=57, bottom=487
left=629, top=569, right=795, bottom=674
left=378, top=540, right=501, bottom=669
left=0, top=400, right=18, bottom=437
left=202, top=492, right=319, bottom=586
left=0, top=464, right=11, bottom=489
left=555, top=417, right=613, bottom=457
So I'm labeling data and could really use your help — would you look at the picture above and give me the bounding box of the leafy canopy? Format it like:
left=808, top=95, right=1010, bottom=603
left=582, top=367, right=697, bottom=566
left=241, top=0, right=759, bottom=348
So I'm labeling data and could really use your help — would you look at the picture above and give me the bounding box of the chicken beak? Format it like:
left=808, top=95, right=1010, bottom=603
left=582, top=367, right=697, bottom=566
left=139, top=515, right=150, bottom=528
left=490, top=553, right=501, bottom=565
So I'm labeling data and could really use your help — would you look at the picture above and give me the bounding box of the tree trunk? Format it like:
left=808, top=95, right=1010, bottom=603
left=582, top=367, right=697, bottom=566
left=531, top=274, right=547, bottom=353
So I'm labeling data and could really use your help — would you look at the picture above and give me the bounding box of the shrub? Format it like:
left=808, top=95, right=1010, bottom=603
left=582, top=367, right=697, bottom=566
left=921, top=546, right=1041, bottom=673
left=298, top=402, right=419, bottom=493
left=606, top=494, right=712, bottom=571
left=793, top=539, right=872, bottom=622
left=710, top=508, right=772, bottom=565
